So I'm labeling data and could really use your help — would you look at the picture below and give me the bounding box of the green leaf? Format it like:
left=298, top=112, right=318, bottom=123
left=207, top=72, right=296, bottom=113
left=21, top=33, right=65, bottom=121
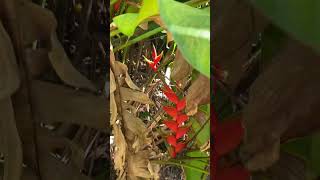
left=113, top=13, right=139, bottom=36
left=251, top=0, right=320, bottom=52
left=159, top=0, right=210, bottom=77
left=185, top=151, right=209, bottom=180
left=281, top=133, right=320, bottom=177
left=113, top=0, right=159, bottom=36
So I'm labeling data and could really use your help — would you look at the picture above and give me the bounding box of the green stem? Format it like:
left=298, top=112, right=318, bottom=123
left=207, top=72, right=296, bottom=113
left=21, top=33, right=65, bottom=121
left=114, top=27, right=164, bottom=52
left=151, top=160, right=209, bottom=174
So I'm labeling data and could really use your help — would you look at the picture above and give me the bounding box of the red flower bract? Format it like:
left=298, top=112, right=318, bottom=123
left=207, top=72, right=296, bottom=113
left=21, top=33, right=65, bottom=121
left=176, top=114, right=188, bottom=125
left=176, top=98, right=186, bottom=111
left=161, top=84, right=190, bottom=158
left=163, top=120, right=178, bottom=132
left=175, top=143, right=186, bottom=153
left=167, top=135, right=177, bottom=147
left=146, top=44, right=163, bottom=72
left=163, top=106, right=178, bottom=119
left=175, top=127, right=189, bottom=139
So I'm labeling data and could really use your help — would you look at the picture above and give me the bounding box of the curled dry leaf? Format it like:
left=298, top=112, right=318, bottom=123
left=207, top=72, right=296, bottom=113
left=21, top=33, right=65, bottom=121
left=114, top=125, right=127, bottom=179
left=0, top=21, right=20, bottom=99
left=0, top=98, right=23, bottom=180
left=127, top=151, right=157, bottom=179
left=31, top=80, right=107, bottom=130
left=242, top=39, right=320, bottom=171
left=111, top=45, right=157, bottom=178
left=185, top=74, right=210, bottom=116
left=25, top=48, right=50, bottom=77
left=16, top=0, right=57, bottom=45
left=48, top=33, right=96, bottom=91
left=171, top=49, right=192, bottom=88
left=120, top=87, right=154, bottom=105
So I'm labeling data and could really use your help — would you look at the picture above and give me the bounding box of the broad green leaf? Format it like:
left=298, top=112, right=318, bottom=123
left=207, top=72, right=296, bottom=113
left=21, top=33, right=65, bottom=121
left=159, top=0, right=210, bottom=77
left=251, top=0, right=320, bottom=52
left=190, top=118, right=210, bottom=146
left=113, top=13, right=139, bottom=36
left=185, top=151, right=209, bottom=180
left=113, top=0, right=159, bottom=36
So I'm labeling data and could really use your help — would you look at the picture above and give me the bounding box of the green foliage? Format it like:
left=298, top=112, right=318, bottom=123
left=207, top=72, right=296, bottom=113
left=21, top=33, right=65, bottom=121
left=252, top=0, right=320, bottom=52
left=159, top=0, right=210, bottom=77
left=113, top=0, right=159, bottom=36
left=184, top=151, right=209, bottom=180
left=281, top=133, right=320, bottom=178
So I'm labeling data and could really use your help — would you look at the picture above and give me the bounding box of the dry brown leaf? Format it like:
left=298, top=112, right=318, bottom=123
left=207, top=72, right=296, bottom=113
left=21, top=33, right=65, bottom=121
left=185, top=74, right=210, bottom=116
left=0, top=21, right=20, bottom=99
left=16, top=0, right=57, bottom=45
left=0, top=98, right=23, bottom=180
left=25, top=48, right=50, bottom=77
left=115, top=61, right=140, bottom=90
left=127, top=151, right=153, bottom=179
left=31, top=80, right=107, bottom=130
left=48, top=33, right=96, bottom=91
left=139, top=22, right=149, bottom=30
left=113, top=125, right=127, bottom=179
left=242, top=39, right=320, bottom=171
left=171, top=49, right=192, bottom=88
left=120, top=87, right=154, bottom=105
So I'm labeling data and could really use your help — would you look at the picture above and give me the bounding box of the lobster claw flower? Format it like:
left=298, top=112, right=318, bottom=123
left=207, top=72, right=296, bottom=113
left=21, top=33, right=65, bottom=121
left=144, top=44, right=163, bottom=72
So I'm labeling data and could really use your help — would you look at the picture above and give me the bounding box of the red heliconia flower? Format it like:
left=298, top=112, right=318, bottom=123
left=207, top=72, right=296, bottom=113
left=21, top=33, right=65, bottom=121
left=175, top=127, right=189, bottom=139
left=217, top=165, right=250, bottom=180
left=163, top=106, right=178, bottom=119
left=176, top=114, right=188, bottom=125
left=176, top=98, right=186, bottom=111
left=163, top=120, right=178, bottom=132
left=216, top=119, right=244, bottom=158
left=144, top=44, right=163, bottom=71
left=163, top=85, right=179, bottom=104
left=175, top=143, right=186, bottom=153
left=167, top=135, right=177, bottom=147
left=114, top=0, right=121, bottom=12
